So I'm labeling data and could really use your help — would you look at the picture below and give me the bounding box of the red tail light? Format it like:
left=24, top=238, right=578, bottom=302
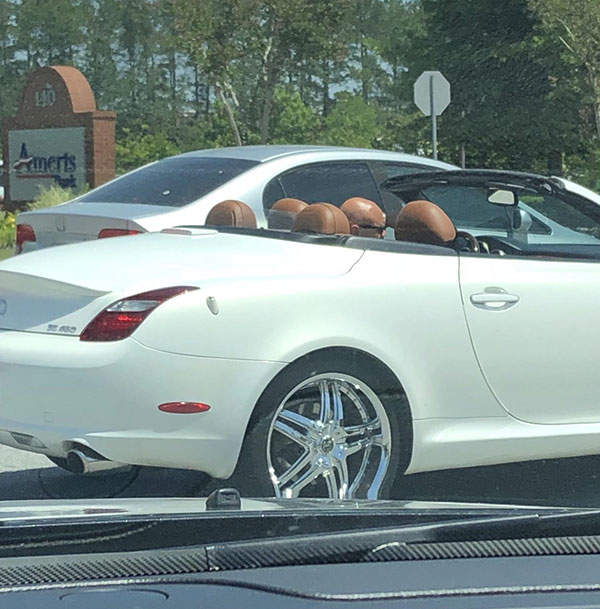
left=80, top=286, right=198, bottom=342
left=98, top=228, right=142, bottom=239
left=16, top=224, right=36, bottom=253
left=158, top=402, right=211, bottom=414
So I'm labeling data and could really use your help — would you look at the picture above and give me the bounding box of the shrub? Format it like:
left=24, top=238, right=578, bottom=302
left=28, top=184, right=85, bottom=211
left=0, top=211, right=15, bottom=250
left=0, top=184, right=85, bottom=250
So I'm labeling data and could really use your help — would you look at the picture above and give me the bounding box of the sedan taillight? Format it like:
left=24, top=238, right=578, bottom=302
left=16, top=224, right=36, bottom=253
left=80, top=286, right=198, bottom=342
left=98, top=228, right=142, bottom=239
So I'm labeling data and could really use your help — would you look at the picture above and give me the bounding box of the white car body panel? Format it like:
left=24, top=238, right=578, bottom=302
left=411, top=417, right=600, bottom=474
left=2, top=230, right=362, bottom=333
left=0, top=330, right=283, bottom=477
left=133, top=246, right=503, bottom=422
left=459, top=254, right=600, bottom=425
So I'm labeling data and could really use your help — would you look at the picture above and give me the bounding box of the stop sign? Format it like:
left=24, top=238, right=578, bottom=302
left=414, top=71, right=451, bottom=116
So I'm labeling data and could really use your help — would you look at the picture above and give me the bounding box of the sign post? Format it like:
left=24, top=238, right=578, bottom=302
left=414, top=70, right=451, bottom=160
left=1, top=65, right=116, bottom=210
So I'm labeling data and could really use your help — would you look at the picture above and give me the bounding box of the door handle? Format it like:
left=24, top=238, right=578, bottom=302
left=470, top=287, right=520, bottom=310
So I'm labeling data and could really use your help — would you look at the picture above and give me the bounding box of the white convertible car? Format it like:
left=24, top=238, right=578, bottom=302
left=3, top=169, right=600, bottom=500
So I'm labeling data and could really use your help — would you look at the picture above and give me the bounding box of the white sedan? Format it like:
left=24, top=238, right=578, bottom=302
left=3, top=168, right=600, bottom=500
left=15, top=145, right=453, bottom=252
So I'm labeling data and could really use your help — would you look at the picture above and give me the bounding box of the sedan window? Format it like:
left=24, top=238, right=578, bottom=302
left=266, top=162, right=382, bottom=208
left=79, top=157, right=259, bottom=207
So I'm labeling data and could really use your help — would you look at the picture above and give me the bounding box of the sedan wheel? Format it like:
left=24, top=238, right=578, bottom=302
left=267, top=374, right=392, bottom=499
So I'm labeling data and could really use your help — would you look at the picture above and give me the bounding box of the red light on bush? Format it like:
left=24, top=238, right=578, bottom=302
left=158, top=402, right=211, bottom=414
left=98, top=228, right=141, bottom=239
left=16, top=224, right=36, bottom=253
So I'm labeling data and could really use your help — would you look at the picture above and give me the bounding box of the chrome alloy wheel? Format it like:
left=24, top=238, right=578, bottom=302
left=266, top=373, right=392, bottom=499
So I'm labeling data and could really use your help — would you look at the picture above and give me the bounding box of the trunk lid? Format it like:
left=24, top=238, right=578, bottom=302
left=0, top=230, right=363, bottom=334
left=17, top=202, right=177, bottom=248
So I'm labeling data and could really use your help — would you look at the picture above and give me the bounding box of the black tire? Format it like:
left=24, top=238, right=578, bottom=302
left=225, top=349, right=412, bottom=499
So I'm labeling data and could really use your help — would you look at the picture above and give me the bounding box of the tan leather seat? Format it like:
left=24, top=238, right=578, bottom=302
left=205, top=200, right=257, bottom=228
left=292, top=203, right=350, bottom=235
left=394, top=200, right=456, bottom=246
left=268, top=198, right=308, bottom=230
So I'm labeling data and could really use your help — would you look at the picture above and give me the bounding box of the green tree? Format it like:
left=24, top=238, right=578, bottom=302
left=16, top=0, right=85, bottom=66
left=247, top=0, right=352, bottom=142
left=81, top=0, right=121, bottom=111
left=269, top=89, right=318, bottom=143
left=115, top=127, right=179, bottom=173
left=530, top=0, right=600, bottom=141
left=169, top=0, right=250, bottom=146
left=410, top=0, right=582, bottom=172
left=117, top=0, right=167, bottom=121
left=377, top=0, right=426, bottom=110
left=346, top=0, right=385, bottom=104
left=0, top=0, right=22, bottom=121
left=321, top=92, right=380, bottom=147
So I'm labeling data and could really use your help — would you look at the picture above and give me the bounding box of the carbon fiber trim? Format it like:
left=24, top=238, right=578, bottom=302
left=0, top=547, right=209, bottom=587
left=4, top=534, right=600, bottom=587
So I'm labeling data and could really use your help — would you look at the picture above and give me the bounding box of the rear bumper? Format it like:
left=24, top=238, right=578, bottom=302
left=0, top=330, right=284, bottom=478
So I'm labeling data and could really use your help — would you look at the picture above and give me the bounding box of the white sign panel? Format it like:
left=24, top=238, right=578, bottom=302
left=8, top=127, right=85, bottom=201
left=414, top=71, right=451, bottom=116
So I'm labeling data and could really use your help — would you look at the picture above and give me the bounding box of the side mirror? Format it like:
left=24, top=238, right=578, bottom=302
left=488, top=188, right=517, bottom=206
left=511, top=208, right=533, bottom=233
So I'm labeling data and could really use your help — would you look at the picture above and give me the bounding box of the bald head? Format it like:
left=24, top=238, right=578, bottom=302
left=341, top=197, right=386, bottom=238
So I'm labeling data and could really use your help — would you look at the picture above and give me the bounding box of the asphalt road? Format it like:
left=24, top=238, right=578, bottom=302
left=2, top=444, right=600, bottom=507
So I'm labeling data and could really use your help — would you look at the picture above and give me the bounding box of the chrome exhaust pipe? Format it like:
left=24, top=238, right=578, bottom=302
left=66, top=449, right=125, bottom=475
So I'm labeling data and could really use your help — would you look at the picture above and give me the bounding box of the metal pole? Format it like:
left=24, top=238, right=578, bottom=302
left=430, top=74, right=437, bottom=160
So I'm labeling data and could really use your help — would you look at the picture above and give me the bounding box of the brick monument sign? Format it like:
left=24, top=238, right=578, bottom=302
left=1, top=65, right=116, bottom=211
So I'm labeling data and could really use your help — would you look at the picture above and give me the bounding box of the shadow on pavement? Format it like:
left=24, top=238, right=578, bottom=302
left=0, top=455, right=599, bottom=506
left=0, top=465, right=210, bottom=501
left=395, top=454, right=600, bottom=508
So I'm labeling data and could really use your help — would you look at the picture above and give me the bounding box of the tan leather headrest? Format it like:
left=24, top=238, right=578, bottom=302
left=394, top=200, right=456, bottom=246
left=268, top=198, right=308, bottom=230
left=205, top=200, right=257, bottom=228
left=341, top=197, right=385, bottom=227
left=292, top=203, right=350, bottom=235
left=272, top=198, right=307, bottom=214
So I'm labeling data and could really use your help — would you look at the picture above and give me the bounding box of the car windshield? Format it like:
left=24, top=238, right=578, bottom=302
left=382, top=177, right=600, bottom=242
left=8, top=0, right=600, bottom=577
left=78, top=157, right=258, bottom=207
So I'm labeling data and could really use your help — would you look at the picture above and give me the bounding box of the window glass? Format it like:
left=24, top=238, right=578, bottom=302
left=263, top=178, right=286, bottom=209
left=277, top=162, right=381, bottom=207
left=80, top=157, right=258, bottom=207
left=370, top=162, right=437, bottom=221
left=520, top=193, right=600, bottom=239
left=421, top=185, right=552, bottom=235
left=424, top=185, right=512, bottom=230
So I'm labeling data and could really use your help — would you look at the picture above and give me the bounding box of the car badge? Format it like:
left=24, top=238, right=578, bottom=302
left=0, top=299, right=7, bottom=317
left=56, top=216, right=66, bottom=232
